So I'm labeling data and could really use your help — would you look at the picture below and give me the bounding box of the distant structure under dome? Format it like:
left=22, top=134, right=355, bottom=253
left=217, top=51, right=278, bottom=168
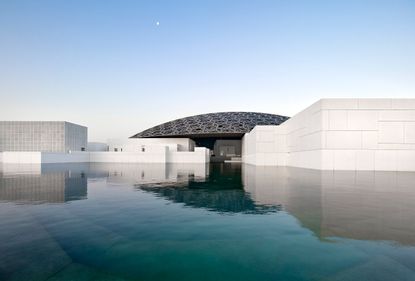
left=131, top=112, right=289, bottom=162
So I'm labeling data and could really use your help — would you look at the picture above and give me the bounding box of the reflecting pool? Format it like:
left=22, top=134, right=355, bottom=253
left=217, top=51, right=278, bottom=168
left=1, top=163, right=415, bottom=281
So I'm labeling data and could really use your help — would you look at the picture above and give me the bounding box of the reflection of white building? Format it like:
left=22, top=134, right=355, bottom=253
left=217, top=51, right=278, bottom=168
left=0, top=167, right=87, bottom=204
left=243, top=165, right=415, bottom=245
left=92, top=163, right=209, bottom=186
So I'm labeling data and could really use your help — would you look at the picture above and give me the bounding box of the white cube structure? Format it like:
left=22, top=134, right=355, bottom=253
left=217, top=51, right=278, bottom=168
left=242, top=99, right=415, bottom=171
left=0, top=121, right=87, bottom=152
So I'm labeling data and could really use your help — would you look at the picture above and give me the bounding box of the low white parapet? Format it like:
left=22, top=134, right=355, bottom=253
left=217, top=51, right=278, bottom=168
left=0, top=152, right=42, bottom=164
left=242, top=98, right=415, bottom=171
left=42, top=152, right=90, bottom=163
left=167, top=147, right=210, bottom=163
left=89, top=147, right=167, bottom=163
left=0, top=146, right=209, bottom=164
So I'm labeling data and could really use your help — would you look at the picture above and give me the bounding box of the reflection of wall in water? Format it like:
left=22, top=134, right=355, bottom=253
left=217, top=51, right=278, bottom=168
left=96, top=163, right=209, bottom=185
left=242, top=165, right=323, bottom=237
left=318, top=171, right=415, bottom=245
left=136, top=163, right=279, bottom=214
left=0, top=169, right=87, bottom=204
left=242, top=165, right=415, bottom=245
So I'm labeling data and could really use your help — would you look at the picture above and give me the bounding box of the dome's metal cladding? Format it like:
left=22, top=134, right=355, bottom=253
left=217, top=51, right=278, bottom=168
left=131, top=112, right=289, bottom=138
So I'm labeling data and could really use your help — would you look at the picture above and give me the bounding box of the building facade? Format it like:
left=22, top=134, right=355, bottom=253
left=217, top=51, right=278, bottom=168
left=242, top=99, right=415, bottom=171
left=131, top=112, right=288, bottom=162
left=1, top=99, right=414, bottom=170
left=0, top=121, right=87, bottom=153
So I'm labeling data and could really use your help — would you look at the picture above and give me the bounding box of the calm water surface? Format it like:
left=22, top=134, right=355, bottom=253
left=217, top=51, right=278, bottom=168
left=1, top=163, right=415, bottom=281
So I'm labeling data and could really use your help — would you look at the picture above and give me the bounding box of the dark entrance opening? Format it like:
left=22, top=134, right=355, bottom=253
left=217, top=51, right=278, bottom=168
left=193, top=137, right=242, bottom=162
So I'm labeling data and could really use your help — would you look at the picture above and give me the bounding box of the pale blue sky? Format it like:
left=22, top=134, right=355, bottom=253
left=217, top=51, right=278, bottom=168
left=1, top=0, right=414, bottom=141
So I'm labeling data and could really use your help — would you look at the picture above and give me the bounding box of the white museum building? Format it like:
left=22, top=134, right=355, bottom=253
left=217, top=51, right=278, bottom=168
left=1, top=99, right=414, bottom=171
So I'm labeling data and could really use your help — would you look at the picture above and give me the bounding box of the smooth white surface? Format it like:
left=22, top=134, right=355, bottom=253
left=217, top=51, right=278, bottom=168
left=242, top=98, right=415, bottom=171
left=89, top=149, right=167, bottom=163
left=42, top=152, right=90, bottom=163
left=87, top=142, right=109, bottom=151
left=0, top=146, right=209, bottom=164
left=108, top=138, right=195, bottom=152
left=1, top=152, right=42, bottom=164
left=167, top=147, right=210, bottom=163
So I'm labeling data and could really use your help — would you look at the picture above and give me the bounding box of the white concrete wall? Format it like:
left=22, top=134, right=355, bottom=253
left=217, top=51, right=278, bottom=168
left=0, top=146, right=208, bottom=164
left=0, top=152, right=89, bottom=164
left=89, top=146, right=167, bottom=163
left=242, top=99, right=415, bottom=171
left=108, top=138, right=195, bottom=152
left=42, top=152, right=90, bottom=164
left=87, top=142, right=109, bottom=151
left=0, top=121, right=87, bottom=152
left=0, top=152, right=42, bottom=164
left=167, top=147, right=210, bottom=163
left=64, top=122, right=88, bottom=152
left=101, top=163, right=209, bottom=185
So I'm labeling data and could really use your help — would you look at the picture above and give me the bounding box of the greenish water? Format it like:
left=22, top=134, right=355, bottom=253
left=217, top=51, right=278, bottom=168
left=1, top=163, right=415, bottom=281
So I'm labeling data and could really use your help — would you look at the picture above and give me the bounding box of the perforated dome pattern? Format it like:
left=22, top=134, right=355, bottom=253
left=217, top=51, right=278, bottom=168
left=131, top=112, right=289, bottom=138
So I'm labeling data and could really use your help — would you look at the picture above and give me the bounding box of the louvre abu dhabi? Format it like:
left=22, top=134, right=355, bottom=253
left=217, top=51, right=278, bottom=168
left=131, top=112, right=289, bottom=138
left=131, top=112, right=289, bottom=162
left=1, top=98, right=415, bottom=171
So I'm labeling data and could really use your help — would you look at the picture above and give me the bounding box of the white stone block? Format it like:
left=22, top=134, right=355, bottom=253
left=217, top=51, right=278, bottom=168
left=396, top=151, right=415, bottom=171
left=333, top=150, right=356, bottom=170
left=306, top=110, right=325, bottom=133
left=378, top=143, right=415, bottom=150
left=257, top=130, right=275, bottom=142
left=326, top=131, right=362, bottom=149
left=255, top=153, right=265, bottom=165
left=321, top=110, right=329, bottom=130
left=329, top=110, right=348, bottom=130
left=391, top=99, right=415, bottom=109
left=321, top=99, right=358, bottom=110
left=242, top=98, right=415, bottom=171
left=356, top=150, right=375, bottom=170
left=404, top=122, right=415, bottom=144
left=362, top=131, right=378, bottom=149
left=379, top=110, right=415, bottom=121
left=276, top=153, right=288, bottom=166
left=375, top=150, right=397, bottom=171
left=301, top=132, right=323, bottom=151
left=358, top=99, right=392, bottom=109
left=321, top=150, right=334, bottom=170
left=257, top=142, right=275, bottom=153
left=348, top=110, right=379, bottom=130
left=379, top=122, right=404, bottom=143
left=262, top=153, right=278, bottom=166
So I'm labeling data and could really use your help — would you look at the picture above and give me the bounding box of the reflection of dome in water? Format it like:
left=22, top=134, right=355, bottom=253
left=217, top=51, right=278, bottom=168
left=136, top=184, right=281, bottom=214
left=135, top=163, right=281, bottom=214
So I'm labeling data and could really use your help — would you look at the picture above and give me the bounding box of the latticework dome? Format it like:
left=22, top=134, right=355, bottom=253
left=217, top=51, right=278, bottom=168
left=131, top=112, right=289, bottom=138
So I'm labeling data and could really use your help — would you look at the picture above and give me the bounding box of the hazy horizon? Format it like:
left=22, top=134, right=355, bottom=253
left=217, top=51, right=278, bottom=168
left=1, top=0, right=414, bottom=142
